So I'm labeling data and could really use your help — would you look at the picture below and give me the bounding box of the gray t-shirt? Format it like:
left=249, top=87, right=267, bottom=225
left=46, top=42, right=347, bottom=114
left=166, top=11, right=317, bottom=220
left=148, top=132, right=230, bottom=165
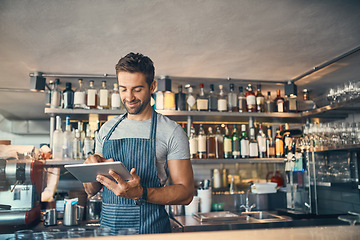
left=95, top=113, right=190, bottom=186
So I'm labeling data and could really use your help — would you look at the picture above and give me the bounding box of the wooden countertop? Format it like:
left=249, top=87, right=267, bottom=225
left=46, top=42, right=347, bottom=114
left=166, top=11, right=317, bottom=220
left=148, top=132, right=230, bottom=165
left=75, top=225, right=359, bottom=239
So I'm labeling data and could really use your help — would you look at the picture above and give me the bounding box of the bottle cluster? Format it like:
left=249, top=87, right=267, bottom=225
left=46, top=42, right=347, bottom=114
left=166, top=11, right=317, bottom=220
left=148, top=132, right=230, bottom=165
left=154, top=82, right=306, bottom=113
left=48, top=79, right=124, bottom=110
left=188, top=123, right=295, bottom=159
left=52, top=116, right=99, bottom=160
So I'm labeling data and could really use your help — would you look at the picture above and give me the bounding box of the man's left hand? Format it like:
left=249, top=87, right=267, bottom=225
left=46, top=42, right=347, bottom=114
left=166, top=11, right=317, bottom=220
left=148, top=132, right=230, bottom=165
left=96, top=168, right=143, bottom=200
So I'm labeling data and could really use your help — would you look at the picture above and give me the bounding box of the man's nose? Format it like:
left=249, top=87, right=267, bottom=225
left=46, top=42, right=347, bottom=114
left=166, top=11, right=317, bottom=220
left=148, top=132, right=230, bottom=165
left=122, top=91, right=135, bottom=101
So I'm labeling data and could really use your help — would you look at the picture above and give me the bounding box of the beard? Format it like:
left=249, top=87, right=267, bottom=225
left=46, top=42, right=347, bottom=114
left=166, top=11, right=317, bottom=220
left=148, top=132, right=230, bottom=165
left=123, top=96, right=150, bottom=115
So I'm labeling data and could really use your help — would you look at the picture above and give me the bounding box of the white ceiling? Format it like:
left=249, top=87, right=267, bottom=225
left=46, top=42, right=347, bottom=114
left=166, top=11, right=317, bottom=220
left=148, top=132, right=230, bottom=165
left=1, top=0, right=360, bottom=120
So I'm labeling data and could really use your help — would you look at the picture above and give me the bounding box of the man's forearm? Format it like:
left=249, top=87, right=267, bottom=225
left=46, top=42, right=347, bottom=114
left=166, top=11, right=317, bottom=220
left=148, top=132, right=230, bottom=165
left=83, top=182, right=102, bottom=197
left=146, top=184, right=194, bottom=205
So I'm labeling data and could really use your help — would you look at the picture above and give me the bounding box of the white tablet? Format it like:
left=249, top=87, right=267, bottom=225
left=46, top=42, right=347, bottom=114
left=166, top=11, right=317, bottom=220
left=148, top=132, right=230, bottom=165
left=64, top=162, right=132, bottom=183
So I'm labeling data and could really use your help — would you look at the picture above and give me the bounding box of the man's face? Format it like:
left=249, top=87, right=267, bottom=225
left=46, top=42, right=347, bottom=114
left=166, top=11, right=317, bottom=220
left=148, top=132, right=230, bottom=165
left=117, top=72, right=155, bottom=115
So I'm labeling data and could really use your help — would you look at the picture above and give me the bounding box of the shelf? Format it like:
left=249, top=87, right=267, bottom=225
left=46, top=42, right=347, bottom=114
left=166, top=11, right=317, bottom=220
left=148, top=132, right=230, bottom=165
left=310, top=144, right=360, bottom=153
left=191, top=158, right=285, bottom=164
left=44, top=159, right=84, bottom=166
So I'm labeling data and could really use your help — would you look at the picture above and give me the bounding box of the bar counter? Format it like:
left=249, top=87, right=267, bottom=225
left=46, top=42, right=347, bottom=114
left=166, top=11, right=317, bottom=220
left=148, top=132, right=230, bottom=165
left=72, top=225, right=360, bottom=240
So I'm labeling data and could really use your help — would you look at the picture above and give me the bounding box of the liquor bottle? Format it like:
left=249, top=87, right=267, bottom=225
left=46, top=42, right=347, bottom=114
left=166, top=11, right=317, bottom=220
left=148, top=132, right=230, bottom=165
left=111, top=83, right=121, bottom=110
left=87, top=80, right=98, bottom=109
left=266, top=126, right=275, bottom=158
left=284, top=95, right=289, bottom=112
left=186, top=86, right=197, bottom=111
left=298, top=89, right=317, bottom=111
left=52, top=116, right=63, bottom=160
left=155, top=90, right=164, bottom=110
left=99, top=81, right=110, bottom=109
left=274, top=89, right=285, bottom=113
left=208, top=84, right=218, bottom=111
left=206, top=127, right=216, bottom=158
left=288, top=94, right=298, bottom=113
left=275, top=130, right=284, bottom=158
left=73, top=129, right=83, bottom=160
left=63, top=82, right=74, bottom=109
left=44, top=80, right=52, bottom=107
left=265, top=91, right=275, bottom=112
left=223, top=125, right=232, bottom=158
left=238, top=86, right=247, bottom=112
left=231, top=125, right=240, bottom=159
left=74, top=79, right=86, bottom=109
left=63, top=116, right=73, bottom=160
left=249, top=127, right=259, bottom=158
left=196, top=83, right=208, bottom=111
left=50, top=79, right=62, bottom=109
left=93, top=120, right=101, bottom=151
left=78, top=121, right=85, bottom=145
left=217, top=85, right=227, bottom=112
left=256, top=84, right=265, bottom=112
left=175, top=85, right=186, bottom=111
left=240, top=124, right=250, bottom=158
left=164, top=90, right=175, bottom=110
left=283, top=123, right=292, bottom=152
left=189, top=124, right=198, bottom=159
left=245, top=84, right=256, bottom=112
left=227, top=84, right=238, bottom=112
left=257, top=123, right=267, bottom=158
left=197, top=124, right=207, bottom=159
left=83, top=127, right=95, bottom=158
left=215, top=126, right=224, bottom=159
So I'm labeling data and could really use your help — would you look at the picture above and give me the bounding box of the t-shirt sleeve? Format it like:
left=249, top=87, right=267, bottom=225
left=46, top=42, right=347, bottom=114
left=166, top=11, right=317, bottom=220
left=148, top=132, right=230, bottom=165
left=167, top=125, right=190, bottom=160
left=94, top=130, right=103, bottom=154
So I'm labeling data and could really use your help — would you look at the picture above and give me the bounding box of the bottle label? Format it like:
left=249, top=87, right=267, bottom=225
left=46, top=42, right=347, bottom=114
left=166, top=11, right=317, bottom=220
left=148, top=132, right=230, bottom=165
left=275, top=139, right=284, bottom=156
left=187, top=95, right=196, bottom=107
left=111, top=93, right=121, bottom=108
left=164, top=92, right=175, bottom=110
left=249, top=143, right=258, bottom=157
left=156, top=92, right=164, bottom=110
left=99, top=89, right=109, bottom=107
left=198, top=135, right=207, bottom=152
left=257, top=136, right=267, bottom=152
left=256, top=96, right=265, bottom=105
left=51, top=91, right=61, bottom=108
left=241, top=139, right=249, bottom=156
left=238, top=98, right=246, bottom=111
left=189, top=138, right=198, bottom=155
left=247, top=95, right=256, bottom=108
left=224, top=138, right=232, bottom=153
left=87, top=89, right=97, bottom=106
left=218, top=99, right=227, bottom=111
left=277, top=102, right=284, bottom=112
left=74, top=92, right=86, bottom=105
left=196, top=99, right=209, bottom=110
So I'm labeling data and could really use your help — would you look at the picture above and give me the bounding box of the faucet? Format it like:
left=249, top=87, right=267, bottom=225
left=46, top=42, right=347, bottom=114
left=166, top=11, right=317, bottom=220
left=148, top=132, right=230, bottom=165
left=240, top=186, right=256, bottom=212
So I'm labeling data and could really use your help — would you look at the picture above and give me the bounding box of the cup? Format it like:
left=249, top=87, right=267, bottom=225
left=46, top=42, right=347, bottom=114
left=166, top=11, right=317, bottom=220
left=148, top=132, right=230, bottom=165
left=67, top=228, right=86, bottom=238
left=198, top=188, right=212, bottom=213
left=15, top=230, right=33, bottom=240
left=43, top=209, right=57, bottom=226
left=185, top=196, right=200, bottom=216
left=117, top=228, right=137, bottom=235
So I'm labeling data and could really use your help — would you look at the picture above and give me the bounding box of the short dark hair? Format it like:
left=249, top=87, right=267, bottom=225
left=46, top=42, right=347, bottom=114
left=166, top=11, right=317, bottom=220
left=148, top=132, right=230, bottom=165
left=115, top=52, right=155, bottom=87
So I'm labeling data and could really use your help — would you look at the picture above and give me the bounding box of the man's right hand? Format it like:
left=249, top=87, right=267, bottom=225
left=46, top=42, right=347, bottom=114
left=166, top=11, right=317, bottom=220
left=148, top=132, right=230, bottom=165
left=84, top=154, right=114, bottom=165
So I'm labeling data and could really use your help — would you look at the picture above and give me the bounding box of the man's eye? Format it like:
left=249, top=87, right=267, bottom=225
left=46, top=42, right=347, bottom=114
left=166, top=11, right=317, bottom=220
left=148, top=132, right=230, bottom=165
left=134, top=88, right=142, bottom=92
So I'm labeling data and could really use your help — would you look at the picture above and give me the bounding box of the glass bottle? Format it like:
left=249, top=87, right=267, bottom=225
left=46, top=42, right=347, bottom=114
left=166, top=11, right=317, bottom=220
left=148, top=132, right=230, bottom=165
left=78, top=121, right=85, bottom=145
left=240, top=124, right=250, bottom=158
left=74, top=79, right=86, bottom=109
left=44, top=80, right=52, bottom=107
left=265, top=91, right=275, bottom=112
left=231, top=125, right=241, bottom=159
left=238, top=86, right=247, bottom=112
left=245, top=84, right=256, bottom=112
left=93, top=120, right=101, bottom=151
left=283, top=123, right=292, bottom=152
left=197, top=83, right=208, bottom=111
left=164, top=90, right=176, bottom=110
left=256, top=84, right=265, bottom=112
left=197, top=124, right=207, bottom=159
left=186, top=86, right=197, bottom=111
left=63, top=116, right=73, bottom=160
left=275, top=130, right=284, bottom=158
left=99, top=81, right=110, bottom=109
left=189, top=124, right=198, bottom=159
left=223, top=125, right=232, bottom=159
left=206, top=127, right=216, bottom=159
left=175, top=85, right=186, bottom=111
left=52, top=116, right=63, bottom=160
left=217, top=85, right=227, bottom=112
left=298, top=89, right=317, bottom=111
left=267, top=126, right=275, bottom=158
left=227, top=84, right=238, bottom=112
left=87, top=80, right=98, bottom=109
left=83, top=127, right=94, bottom=158
left=50, top=79, right=62, bottom=109
left=111, top=83, right=121, bottom=110
left=208, top=84, right=218, bottom=111
left=249, top=127, right=259, bottom=158
left=215, top=126, right=224, bottom=159
left=155, top=90, right=164, bottom=110
left=275, top=89, right=285, bottom=113
left=257, top=123, right=267, bottom=158
left=63, top=82, right=74, bottom=109
left=288, top=94, right=298, bottom=113
left=73, top=129, right=82, bottom=160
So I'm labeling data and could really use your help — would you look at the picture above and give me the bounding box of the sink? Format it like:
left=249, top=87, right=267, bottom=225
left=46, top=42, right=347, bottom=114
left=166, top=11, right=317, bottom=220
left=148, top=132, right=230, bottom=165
left=241, top=211, right=288, bottom=222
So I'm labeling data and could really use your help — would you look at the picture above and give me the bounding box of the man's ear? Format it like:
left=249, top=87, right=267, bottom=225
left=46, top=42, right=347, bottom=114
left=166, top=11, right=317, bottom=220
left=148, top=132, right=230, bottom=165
left=150, top=80, right=157, bottom=93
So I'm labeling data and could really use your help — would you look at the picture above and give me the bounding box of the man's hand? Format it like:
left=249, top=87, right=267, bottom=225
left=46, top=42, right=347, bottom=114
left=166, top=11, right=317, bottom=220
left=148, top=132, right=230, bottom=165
left=84, top=154, right=114, bottom=164
left=96, top=168, right=143, bottom=200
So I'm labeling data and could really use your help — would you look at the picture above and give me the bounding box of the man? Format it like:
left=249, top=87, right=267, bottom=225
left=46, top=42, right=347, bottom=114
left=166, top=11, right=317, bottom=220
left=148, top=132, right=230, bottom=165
left=83, top=52, right=194, bottom=235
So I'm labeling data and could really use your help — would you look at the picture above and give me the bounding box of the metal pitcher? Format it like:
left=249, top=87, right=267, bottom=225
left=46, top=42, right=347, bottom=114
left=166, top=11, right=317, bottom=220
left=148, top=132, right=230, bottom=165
left=63, top=198, right=83, bottom=226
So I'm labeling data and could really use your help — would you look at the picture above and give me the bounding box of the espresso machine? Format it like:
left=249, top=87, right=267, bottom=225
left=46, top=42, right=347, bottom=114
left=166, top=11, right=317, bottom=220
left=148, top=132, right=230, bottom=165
left=0, top=157, right=43, bottom=225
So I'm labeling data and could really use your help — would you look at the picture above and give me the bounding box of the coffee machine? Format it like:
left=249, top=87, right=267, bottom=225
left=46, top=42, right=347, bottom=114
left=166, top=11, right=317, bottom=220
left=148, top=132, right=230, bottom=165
left=0, top=157, right=43, bottom=225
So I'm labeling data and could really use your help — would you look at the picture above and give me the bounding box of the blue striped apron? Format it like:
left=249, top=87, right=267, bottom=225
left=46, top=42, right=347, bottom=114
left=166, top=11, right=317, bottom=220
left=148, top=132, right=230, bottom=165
left=100, top=109, right=171, bottom=235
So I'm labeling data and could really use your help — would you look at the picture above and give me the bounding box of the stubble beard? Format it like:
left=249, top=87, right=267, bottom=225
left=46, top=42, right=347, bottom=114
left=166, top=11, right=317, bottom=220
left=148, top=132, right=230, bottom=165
left=123, top=97, right=150, bottom=115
